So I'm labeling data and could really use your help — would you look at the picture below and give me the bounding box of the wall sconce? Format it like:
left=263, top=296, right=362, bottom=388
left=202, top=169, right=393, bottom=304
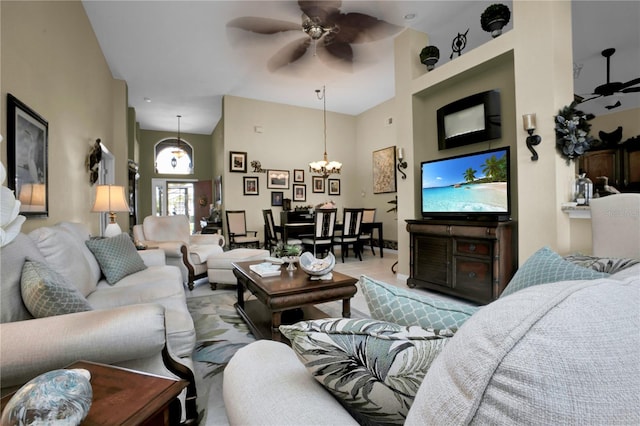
left=397, top=147, right=407, bottom=179
left=523, top=113, right=541, bottom=161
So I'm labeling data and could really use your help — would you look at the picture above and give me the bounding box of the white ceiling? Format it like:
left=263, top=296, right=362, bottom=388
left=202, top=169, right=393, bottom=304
left=81, top=1, right=640, bottom=135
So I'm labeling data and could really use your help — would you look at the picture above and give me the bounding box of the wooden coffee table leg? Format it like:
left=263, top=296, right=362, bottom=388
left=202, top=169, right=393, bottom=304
left=342, top=298, right=351, bottom=318
left=271, top=311, right=283, bottom=341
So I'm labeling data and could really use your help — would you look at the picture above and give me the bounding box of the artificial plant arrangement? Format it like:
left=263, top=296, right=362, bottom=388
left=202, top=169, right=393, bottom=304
left=555, top=101, right=595, bottom=162
left=480, top=3, right=511, bottom=38
left=272, top=242, right=302, bottom=258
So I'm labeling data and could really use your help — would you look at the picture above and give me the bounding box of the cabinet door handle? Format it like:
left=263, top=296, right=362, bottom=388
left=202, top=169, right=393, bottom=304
left=468, top=272, right=476, bottom=278
left=468, top=244, right=476, bottom=252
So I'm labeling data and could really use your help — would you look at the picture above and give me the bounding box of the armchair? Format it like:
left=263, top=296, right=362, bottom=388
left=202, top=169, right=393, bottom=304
left=133, top=215, right=225, bottom=290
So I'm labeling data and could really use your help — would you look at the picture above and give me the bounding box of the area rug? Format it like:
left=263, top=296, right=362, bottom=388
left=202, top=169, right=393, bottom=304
left=187, top=288, right=368, bottom=425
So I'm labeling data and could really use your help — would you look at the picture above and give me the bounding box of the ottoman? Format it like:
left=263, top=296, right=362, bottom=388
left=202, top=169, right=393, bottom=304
left=207, top=248, right=270, bottom=290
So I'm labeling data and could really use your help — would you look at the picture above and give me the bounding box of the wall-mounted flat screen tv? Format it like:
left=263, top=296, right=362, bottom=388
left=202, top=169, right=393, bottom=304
left=421, top=146, right=511, bottom=221
left=437, top=90, right=502, bottom=150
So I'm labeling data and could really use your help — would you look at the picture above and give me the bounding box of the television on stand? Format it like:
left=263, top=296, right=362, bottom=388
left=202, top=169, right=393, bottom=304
left=420, top=146, right=511, bottom=222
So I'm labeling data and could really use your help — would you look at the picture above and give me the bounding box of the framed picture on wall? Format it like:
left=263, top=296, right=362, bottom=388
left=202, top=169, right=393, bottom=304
left=312, top=176, right=325, bottom=193
left=328, top=178, right=340, bottom=196
left=230, top=151, right=247, bottom=173
left=267, top=169, right=289, bottom=189
left=243, top=176, right=259, bottom=195
left=293, top=169, right=305, bottom=182
left=7, top=93, right=49, bottom=217
left=293, top=184, right=306, bottom=202
left=372, top=146, right=397, bottom=194
left=271, top=191, right=284, bottom=206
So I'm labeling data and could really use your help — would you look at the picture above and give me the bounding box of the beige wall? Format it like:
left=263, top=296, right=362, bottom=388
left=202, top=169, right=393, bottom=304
left=1, top=0, right=127, bottom=236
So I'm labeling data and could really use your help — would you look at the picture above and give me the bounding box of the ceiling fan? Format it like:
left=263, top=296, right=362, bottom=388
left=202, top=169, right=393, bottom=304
left=576, top=48, right=640, bottom=109
left=227, top=0, right=402, bottom=72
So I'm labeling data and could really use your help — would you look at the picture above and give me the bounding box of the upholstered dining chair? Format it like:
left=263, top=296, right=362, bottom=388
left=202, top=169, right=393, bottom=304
left=301, top=208, right=337, bottom=257
left=334, top=208, right=364, bottom=262
left=262, top=209, right=302, bottom=252
left=226, top=210, right=260, bottom=249
left=358, top=208, right=377, bottom=255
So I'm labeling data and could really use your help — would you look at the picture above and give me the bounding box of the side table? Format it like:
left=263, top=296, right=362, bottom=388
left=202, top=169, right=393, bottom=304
left=1, top=360, right=187, bottom=425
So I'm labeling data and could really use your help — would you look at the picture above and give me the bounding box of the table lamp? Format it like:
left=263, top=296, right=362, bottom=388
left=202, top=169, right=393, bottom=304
left=91, top=185, right=130, bottom=237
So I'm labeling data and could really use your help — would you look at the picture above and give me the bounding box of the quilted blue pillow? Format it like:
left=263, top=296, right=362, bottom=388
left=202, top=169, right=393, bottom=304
left=85, top=233, right=147, bottom=285
left=500, top=246, right=610, bottom=298
left=360, top=275, right=479, bottom=330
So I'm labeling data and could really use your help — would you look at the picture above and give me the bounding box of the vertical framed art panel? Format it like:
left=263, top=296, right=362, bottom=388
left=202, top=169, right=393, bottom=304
left=328, top=179, right=340, bottom=196
left=372, top=146, right=397, bottom=194
left=7, top=94, right=49, bottom=217
left=293, top=184, right=306, bottom=202
left=230, top=151, right=247, bottom=173
left=243, top=176, right=259, bottom=195
left=312, top=176, right=325, bottom=193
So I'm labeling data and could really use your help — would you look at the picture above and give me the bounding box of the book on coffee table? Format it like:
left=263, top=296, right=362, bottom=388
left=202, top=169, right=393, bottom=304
left=249, top=262, right=282, bottom=277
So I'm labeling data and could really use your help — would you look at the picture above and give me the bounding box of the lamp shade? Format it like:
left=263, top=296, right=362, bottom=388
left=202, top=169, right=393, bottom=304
left=91, top=185, right=129, bottom=213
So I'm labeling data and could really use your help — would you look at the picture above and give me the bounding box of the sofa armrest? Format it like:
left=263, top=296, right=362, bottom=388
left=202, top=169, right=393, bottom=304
left=224, top=340, right=358, bottom=425
left=147, top=241, right=184, bottom=258
left=190, top=233, right=225, bottom=248
left=138, top=248, right=166, bottom=266
left=0, top=304, right=168, bottom=389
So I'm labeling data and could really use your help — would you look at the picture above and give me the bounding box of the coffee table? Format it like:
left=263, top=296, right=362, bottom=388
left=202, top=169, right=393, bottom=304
left=232, top=260, right=358, bottom=342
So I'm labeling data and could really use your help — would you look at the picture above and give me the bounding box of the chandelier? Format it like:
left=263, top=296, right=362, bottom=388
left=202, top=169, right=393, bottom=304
left=309, top=86, right=342, bottom=178
left=171, top=114, right=185, bottom=168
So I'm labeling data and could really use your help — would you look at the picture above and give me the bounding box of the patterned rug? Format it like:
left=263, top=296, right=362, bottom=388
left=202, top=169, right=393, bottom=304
left=186, top=288, right=367, bottom=425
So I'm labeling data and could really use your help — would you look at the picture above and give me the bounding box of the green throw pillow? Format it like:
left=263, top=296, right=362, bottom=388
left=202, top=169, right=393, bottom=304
left=360, top=275, right=479, bottom=330
left=280, top=318, right=453, bottom=425
left=85, top=233, right=147, bottom=285
left=501, top=246, right=610, bottom=298
left=21, top=260, right=92, bottom=318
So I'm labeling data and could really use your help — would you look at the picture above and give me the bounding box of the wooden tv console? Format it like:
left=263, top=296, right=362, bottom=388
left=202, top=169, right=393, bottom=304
left=406, top=219, right=516, bottom=304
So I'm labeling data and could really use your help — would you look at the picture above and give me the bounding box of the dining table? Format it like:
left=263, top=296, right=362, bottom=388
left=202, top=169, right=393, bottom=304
left=276, top=221, right=384, bottom=258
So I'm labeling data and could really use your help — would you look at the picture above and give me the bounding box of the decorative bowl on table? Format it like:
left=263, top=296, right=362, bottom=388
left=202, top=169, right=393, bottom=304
left=299, top=252, right=335, bottom=278
left=281, top=255, right=299, bottom=271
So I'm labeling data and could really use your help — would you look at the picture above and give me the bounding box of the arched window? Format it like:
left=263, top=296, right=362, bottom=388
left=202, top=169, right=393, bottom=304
left=155, top=138, right=194, bottom=175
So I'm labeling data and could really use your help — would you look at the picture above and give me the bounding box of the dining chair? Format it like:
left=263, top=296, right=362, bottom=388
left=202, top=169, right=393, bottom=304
left=334, top=208, right=364, bottom=262
left=301, top=208, right=337, bottom=257
left=226, top=210, right=260, bottom=249
left=262, top=209, right=302, bottom=253
left=359, top=208, right=377, bottom=255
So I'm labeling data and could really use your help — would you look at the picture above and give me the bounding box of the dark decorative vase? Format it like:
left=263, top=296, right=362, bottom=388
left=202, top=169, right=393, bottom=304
left=481, top=4, right=511, bottom=38
left=419, top=45, right=440, bottom=71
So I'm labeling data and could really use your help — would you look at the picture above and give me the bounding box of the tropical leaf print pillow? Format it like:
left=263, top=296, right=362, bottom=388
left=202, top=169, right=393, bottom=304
left=280, top=318, right=454, bottom=425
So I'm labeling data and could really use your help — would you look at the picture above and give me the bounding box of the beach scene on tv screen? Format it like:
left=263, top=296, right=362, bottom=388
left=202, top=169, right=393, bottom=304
left=422, top=150, right=508, bottom=213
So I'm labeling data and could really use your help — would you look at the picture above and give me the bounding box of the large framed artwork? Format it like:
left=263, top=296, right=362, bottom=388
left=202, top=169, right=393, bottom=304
left=372, top=146, right=397, bottom=194
left=267, top=169, right=289, bottom=189
left=7, top=94, right=49, bottom=217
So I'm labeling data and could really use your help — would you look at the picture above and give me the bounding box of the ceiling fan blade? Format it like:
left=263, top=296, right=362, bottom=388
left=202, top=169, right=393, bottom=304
left=332, top=13, right=402, bottom=44
left=227, top=17, right=301, bottom=34
left=317, top=40, right=353, bottom=72
left=267, top=37, right=311, bottom=72
left=298, top=0, right=341, bottom=23
left=605, top=100, right=622, bottom=110
left=576, top=94, right=602, bottom=103
left=621, top=77, right=640, bottom=89
left=622, top=87, right=640, bottom=93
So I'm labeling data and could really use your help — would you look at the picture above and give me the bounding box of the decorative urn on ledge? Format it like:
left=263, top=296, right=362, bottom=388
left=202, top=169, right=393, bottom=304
left=481, top=3, right=511, bottom=38
left=419, top=45, right=440, bottom=71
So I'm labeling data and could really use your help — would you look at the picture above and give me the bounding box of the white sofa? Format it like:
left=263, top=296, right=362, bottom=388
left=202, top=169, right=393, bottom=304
left=0, top=222, right=198, bottom=423
left=133, top=214, right=225, bottom=290
left=223, top=263, right=640, bottom=425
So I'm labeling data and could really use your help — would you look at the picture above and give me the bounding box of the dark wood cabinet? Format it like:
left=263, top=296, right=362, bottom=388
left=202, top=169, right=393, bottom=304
left=579, top=137, right=640, bottom=193
left=406, top=220, right=516, bottom=304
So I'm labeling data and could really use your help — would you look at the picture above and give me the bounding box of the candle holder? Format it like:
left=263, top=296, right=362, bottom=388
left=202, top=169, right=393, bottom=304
left=523, top=113, right=541, bottom=161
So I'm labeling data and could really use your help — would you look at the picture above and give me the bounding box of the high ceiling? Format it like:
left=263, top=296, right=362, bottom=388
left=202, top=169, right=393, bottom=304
left=82, top=1, right=640, bottom=135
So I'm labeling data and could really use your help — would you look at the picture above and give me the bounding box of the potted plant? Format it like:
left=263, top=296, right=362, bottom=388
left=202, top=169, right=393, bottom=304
left=419, top=45, right=440, bottom=71
left=481, top=3, right=511, bottom=38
